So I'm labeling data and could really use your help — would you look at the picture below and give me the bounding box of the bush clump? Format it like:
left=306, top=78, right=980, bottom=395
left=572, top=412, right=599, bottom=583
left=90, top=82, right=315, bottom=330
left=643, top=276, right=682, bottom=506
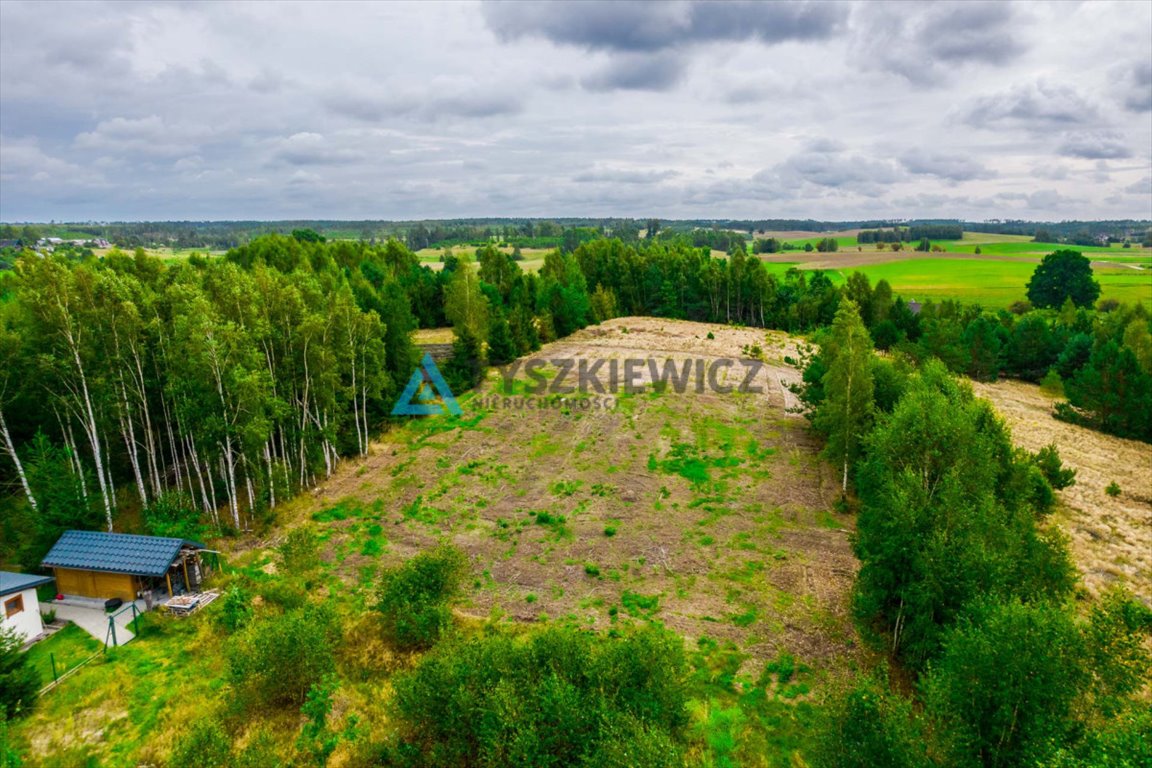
left=377, top=546, right=467, bottom=651
left=227, top=606, right=337, bottom=707
left=389, top=625, right=689, bottom=766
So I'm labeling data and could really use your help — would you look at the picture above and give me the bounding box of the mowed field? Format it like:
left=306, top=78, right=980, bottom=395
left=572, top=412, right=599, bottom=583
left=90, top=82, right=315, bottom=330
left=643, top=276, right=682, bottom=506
left=973, top=380, right=1152, bottom=607
left=754, top=232, right=1151, bottom=309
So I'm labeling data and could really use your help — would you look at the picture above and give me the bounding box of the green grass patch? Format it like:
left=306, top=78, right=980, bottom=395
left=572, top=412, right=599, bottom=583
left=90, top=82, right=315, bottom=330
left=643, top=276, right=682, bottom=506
left=24, top=624, right=102, bottom=686
left=620, top=590, right=661, bottom=618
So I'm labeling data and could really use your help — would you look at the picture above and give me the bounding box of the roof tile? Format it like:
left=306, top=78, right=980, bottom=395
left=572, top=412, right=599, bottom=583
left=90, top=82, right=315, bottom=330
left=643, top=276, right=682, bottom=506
left=41, top=530, right=204, bottom=577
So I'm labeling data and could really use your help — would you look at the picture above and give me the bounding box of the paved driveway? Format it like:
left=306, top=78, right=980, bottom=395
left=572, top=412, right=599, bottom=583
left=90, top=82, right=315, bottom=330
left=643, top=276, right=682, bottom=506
left=51, top=599, right=147, bottom=647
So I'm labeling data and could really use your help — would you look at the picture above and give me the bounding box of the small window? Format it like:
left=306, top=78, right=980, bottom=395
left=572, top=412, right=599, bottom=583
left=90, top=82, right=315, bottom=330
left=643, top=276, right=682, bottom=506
left=4, top=594, right=23, bottom=617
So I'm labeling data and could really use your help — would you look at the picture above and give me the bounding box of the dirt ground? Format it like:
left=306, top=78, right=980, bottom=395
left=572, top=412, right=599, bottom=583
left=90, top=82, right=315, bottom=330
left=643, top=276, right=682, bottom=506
left=973, top=380, right=1152, bottom=606
left=309, top=317, right=859, bottom=666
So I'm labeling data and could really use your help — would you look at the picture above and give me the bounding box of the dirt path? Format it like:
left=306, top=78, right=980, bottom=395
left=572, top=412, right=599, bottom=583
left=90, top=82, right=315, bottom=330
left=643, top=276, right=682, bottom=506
left=973, top=380, right=1152, bottom=606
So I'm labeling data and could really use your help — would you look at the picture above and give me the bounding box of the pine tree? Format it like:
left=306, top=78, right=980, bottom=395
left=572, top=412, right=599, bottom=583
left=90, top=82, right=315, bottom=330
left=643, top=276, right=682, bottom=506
left=487, top=310, right=517, bottom=366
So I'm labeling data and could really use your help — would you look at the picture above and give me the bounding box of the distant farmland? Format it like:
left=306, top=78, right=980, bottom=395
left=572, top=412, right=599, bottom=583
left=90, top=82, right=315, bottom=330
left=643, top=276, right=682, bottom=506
left=752, top=232, right=1152, bottom=309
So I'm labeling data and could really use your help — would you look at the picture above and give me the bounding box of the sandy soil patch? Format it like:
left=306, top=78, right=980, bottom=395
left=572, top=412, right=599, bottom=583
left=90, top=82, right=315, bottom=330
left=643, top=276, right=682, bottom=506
left=973, top=379, right=1152, bottom=605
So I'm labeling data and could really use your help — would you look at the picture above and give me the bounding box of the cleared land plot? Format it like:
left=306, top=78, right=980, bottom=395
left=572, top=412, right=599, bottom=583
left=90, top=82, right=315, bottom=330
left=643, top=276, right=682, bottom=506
left=973, top=380, right=1152, bottom=606
left=315, top=317, right=858, bottom=664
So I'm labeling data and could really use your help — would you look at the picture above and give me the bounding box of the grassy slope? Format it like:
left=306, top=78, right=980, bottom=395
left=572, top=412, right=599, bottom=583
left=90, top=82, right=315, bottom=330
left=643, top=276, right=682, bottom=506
left=12, top=319, right=860, bottom=768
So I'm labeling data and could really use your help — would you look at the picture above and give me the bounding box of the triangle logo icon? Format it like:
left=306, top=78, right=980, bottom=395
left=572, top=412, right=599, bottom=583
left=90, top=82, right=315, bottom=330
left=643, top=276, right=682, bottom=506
left=392, top=352, right=462, bottom=416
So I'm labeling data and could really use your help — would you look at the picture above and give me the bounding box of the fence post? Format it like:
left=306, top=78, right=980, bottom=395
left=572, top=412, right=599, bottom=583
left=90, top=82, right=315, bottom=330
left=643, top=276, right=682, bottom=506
left=50, top=652, right=58, bottom=683
left=109, top=615, right=117, bottom=648
left=133, top=604, right=140, bottom=637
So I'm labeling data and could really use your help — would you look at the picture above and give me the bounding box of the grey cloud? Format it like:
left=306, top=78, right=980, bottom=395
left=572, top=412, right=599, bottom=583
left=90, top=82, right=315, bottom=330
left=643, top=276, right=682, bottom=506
left=0, top=1, right=1147, bottom=221
left=483, top=0, right=844, bottom=52
left=581, top=53, right=686, bottom=92
left=432, top=93, right=522, bottom=119
left=1026, top=189, right=1072, bottom=209
left=573, top=168, right=680, bottom=184
left=1125, top=177, right=1152, bottom=195
left=964, top=81, right=1099, bottom=131
left=1122, top=59, right=1151, bottom=112
left=270, top=133, right=365, bottom=166
left=914, top=3, right=1024, bottom=65
left=763, top=143, right=903, bottom=192
left=1057, top=132, right=1132, bottom=160
left=899, top=149, right=993, bottom=181
left=325, top=89, right=521, bottom=122
left=73, top=115, right=206, bottom=157
left=852, top=2, right=1027, bottom=86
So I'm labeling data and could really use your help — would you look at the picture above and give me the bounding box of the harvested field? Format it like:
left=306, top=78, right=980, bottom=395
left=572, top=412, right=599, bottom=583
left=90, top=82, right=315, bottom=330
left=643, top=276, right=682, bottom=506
left=973, top=379, right=1152, bottom=606
left=309, top=317, right=859, bottom=665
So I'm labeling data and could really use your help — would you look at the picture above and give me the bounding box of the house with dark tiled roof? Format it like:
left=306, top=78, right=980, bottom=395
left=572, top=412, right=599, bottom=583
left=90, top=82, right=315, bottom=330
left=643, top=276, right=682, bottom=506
left=41, top=530, right=207, bottom=602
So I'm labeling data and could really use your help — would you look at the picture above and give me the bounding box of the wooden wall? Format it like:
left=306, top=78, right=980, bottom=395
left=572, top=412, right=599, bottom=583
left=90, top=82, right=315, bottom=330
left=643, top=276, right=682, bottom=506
left=54, top=568, right=138, bottom=602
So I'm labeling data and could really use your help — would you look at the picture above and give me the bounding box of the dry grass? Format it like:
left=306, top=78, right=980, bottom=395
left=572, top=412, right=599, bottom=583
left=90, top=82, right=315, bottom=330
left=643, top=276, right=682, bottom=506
left=411, top=327, right=454, bottom=345
left=973, top=380, right=1152, bottom=606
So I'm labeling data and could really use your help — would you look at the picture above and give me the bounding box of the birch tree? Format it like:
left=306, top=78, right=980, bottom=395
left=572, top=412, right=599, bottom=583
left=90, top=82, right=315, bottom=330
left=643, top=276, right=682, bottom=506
left=815, top=299, right=875, bottom=494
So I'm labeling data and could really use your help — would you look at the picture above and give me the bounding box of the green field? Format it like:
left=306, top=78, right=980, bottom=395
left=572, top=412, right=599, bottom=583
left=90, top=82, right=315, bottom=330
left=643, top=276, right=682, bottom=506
left=762, top=257, right=1151, bottom=309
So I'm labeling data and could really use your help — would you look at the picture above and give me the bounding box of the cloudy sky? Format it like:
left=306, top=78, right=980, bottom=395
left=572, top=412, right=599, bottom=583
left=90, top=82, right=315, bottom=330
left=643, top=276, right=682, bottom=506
left=1, top=0, right=1150, bottom=222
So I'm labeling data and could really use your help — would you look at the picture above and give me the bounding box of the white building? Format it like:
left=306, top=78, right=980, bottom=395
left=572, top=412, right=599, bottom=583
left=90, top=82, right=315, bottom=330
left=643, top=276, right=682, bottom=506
left=1, top=571, right=54, bottom=643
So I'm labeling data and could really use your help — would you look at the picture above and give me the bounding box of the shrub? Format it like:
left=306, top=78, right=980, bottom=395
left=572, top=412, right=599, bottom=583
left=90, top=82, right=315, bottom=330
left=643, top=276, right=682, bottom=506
left=297, top=674, right=339, bottom=766
left=377, top=546, right=466, bottom=650
left=1039, top=368, right=1065, bottom=397
left=603, top=525, right=617, bottom=537
left=168, top=717, right=232, bottom=768
left=391, top=625, right=689, bottom=766
left=217, top=584, right=253, bottom=633
left=143, top=492, right=207, bottom=540
left=584, top=563, right=601, bottom=577
left=1106, top=481, right=1121, bottom=497
left=0, top=716, right=23, bottom=768
left=257, top=579, right=307, bottom=611
left=1032, top=444, right=1076, bottom=490
left=278, top=526, right=321, bottom=575
left=0, top=626, right=39, bottom=718
left=810, top=672, right=930, bottom=768
left=228, top=606, right=337, bottom=707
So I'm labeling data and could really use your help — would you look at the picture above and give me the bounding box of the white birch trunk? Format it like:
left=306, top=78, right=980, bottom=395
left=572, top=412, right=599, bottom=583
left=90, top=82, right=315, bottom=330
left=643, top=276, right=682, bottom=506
left=0, top=406, right=37, bottom=510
